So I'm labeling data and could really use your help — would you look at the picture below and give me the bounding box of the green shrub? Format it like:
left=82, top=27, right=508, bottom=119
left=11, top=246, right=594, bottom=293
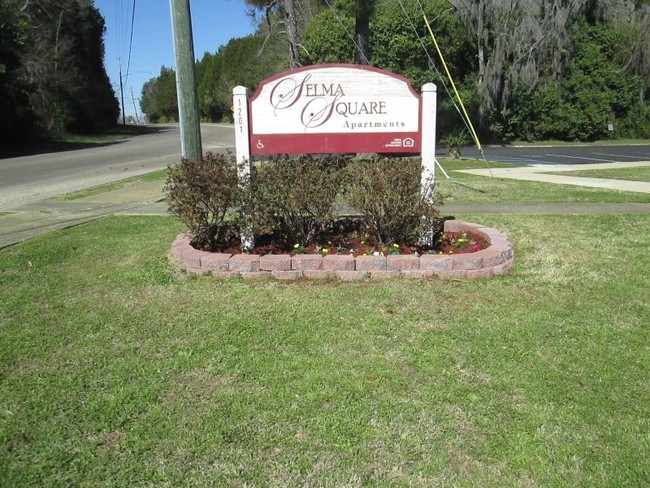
left=164, top=152, right=239, bottom=251
left=165, top=152, right=444, bottom=252
left=249, top=155, right=348, bottom=246
left=345, top=156, right=442, bottom=246
left=440, top=130, right=470, bottom=158
left=490, top=23, right=650, bottom=143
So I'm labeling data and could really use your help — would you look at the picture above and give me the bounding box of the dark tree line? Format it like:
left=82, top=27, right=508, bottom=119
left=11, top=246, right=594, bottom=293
left=140, top=30, right=286, bottom=124
left=140, top=0, right=649, bottom=142
left=0, top=0, right=119, bottom=145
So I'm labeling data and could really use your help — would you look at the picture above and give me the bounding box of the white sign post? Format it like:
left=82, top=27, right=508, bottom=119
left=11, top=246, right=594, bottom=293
left=232, top=85, right=254, bottom=251
left=233, top=85, right=251, bottom=171
left=420, top=82, right=437, bottom=190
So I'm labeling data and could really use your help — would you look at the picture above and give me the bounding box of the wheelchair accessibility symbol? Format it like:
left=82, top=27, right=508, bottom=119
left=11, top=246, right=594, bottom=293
left=256, top=140, right=265, bottom=149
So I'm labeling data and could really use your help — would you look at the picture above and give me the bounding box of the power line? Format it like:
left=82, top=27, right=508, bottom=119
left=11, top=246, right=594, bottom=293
left=124, top=0, right=136, bottom=86
left=397, top=0, right=471, bottom=138
left=113, top=0, right=136, bottom=123
left=115, top=0, right=129, bottom=60
left=404, top=1, right=494, bottom=171
left=322, top=0, right=371, bottom=65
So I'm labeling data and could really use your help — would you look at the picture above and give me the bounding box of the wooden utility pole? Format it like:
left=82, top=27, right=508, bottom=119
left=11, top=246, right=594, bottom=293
left=130, top=87, right=140, bottom=125
left=169, top=0, right=202, bottom=162
left=119, top=65, right=126, bottom=126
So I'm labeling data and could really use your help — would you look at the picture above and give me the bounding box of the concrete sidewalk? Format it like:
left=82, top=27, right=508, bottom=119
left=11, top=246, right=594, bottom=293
left=458, top=161, right=650, bottom=194
left=2, top=165, right=650, bottom=249
left=0, top=181, right=168, bottom=248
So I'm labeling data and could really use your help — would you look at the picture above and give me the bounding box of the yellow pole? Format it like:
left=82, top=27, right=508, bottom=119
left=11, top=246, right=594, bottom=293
left=423, top=14, right=483, bottom=154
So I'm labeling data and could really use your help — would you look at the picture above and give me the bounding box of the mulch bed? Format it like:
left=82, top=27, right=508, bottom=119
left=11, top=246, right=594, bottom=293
left=192, top=218, right=489, bottom=257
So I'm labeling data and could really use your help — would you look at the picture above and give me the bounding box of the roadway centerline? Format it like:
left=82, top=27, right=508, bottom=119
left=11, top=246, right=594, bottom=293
left=545, top=154, right=619, bottom=163
left=592, top=152, right=645, bottom=159
left=488, top=154, right=560, bottom=165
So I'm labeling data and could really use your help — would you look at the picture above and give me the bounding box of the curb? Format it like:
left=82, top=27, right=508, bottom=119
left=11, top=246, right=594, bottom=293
left=169, top=220, right=515, bottom=282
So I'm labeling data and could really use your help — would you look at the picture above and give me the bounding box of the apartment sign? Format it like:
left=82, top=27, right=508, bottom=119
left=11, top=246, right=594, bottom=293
left=232, top=65, right=438, bottom=250
left=239, top=64, right=424, bottom=155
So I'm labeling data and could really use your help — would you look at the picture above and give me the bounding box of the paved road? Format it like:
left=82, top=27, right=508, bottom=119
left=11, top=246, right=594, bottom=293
left=0, top=123, right=234, bottom=211
left=462, top=144, right=650, bottom=165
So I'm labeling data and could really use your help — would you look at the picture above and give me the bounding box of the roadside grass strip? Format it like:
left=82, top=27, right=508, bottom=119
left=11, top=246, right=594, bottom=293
left=436, top=169, right=650, bottom=204
left=58, top=170, right=168, bottom=201
left=1, top=215, right=648, bottom=486
left=542, top=165, right=650, bottom=183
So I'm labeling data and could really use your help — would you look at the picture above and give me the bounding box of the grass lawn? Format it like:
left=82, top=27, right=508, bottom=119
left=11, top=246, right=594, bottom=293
left=58, top=170, right=168, bottom=201
left=435, top=167, right=650, bottom=204
left=1, top=212, right=648, bottom=486
left=542, top=165, right=650, bottom=183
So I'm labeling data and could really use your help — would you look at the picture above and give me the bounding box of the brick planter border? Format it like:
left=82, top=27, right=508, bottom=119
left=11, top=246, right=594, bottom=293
left=169, top=220, right=514, bottom=281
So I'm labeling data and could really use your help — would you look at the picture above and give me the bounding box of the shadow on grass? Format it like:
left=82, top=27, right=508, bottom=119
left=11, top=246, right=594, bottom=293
left=0, top=125, right=176, bottom=159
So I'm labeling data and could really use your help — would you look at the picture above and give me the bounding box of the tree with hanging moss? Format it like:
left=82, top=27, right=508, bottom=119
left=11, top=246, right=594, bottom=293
left=451, top=0, right=649, bottom=140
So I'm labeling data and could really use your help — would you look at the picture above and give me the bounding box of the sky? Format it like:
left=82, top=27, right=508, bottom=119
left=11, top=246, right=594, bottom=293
left=94, top=0, right=258, bottom=119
